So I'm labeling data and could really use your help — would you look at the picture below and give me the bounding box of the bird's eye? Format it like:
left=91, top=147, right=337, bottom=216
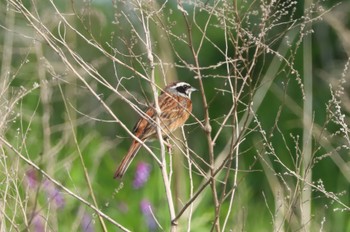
left=176, top=85, right=186, bottom=94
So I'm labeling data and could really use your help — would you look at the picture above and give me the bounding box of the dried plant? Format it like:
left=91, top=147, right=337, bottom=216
left=1, top=0, right=349, bottom=231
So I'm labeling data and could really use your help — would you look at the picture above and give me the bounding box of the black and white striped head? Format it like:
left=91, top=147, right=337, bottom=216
left=166, top=82, right=197, bottom=99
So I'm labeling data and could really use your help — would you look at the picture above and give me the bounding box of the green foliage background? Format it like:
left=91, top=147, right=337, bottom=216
left=1, top=0, right=350, bottom=231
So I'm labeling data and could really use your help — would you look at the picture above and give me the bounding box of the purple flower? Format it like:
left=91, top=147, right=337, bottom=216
left=25, top=169, right=65, bottom=208
left=32, top=213, right=44, bottom=232
left=81, top=213, right=94, bottom=232
left=25, top=168, right=38, bottom=188
left=117, top=202, right=129, bottom=213
left=140, top=199, right=157, bottom=231
left=133, top=162, right=151, bottom=189
left=43, top=179, right=65, bottom=209
left=140, top=199, right=150, bottom=215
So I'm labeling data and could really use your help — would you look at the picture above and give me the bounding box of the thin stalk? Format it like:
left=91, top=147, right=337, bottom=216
left=301, top=0, right=313, bottom=229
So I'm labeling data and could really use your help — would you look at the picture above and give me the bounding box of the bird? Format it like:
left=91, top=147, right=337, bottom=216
left=114, top=81, right=197, bottom=179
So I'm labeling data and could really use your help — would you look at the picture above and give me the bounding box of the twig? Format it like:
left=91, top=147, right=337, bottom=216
left=138, top=0, right=177, bottom=230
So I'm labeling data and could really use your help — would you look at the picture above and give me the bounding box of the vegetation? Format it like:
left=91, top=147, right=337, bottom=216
left=0, top=0, right=349, bottom=231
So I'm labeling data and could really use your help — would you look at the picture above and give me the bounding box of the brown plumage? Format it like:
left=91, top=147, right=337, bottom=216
left=114, top=81, right=197, bottom=179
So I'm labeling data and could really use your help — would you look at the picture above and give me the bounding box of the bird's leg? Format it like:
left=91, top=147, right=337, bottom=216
left=163, top=137, right=172, bottom=153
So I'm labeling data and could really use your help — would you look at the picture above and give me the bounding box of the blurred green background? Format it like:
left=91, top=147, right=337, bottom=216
left=1, top=0, right=350, bottom=231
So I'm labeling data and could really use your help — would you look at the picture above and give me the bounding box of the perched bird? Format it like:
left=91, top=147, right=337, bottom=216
left=114, top=81, right=197, bottom=179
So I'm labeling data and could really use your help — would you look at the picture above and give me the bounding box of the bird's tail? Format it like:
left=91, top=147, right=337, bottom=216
left=114, top=141, right=141, bottom=179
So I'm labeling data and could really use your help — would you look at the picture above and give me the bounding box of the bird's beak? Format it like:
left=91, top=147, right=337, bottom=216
left=187, top=87, right=198, bottom=99
left=190, top=87, right=198, bottom=92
